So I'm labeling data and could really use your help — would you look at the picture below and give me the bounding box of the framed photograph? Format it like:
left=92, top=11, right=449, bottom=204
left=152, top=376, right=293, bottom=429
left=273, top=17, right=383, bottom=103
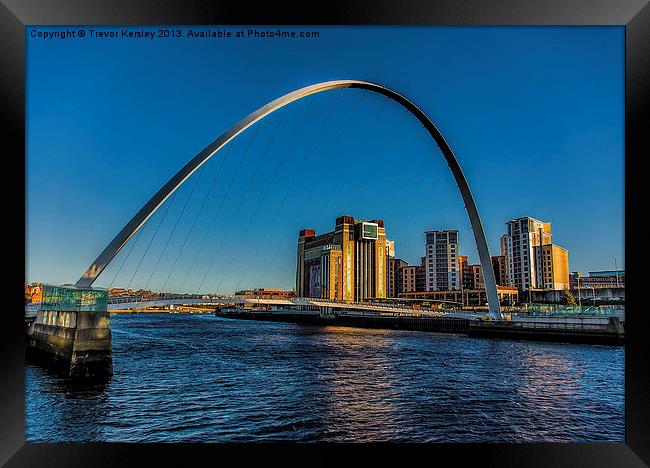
left=3, top=0, right=648, bottom=465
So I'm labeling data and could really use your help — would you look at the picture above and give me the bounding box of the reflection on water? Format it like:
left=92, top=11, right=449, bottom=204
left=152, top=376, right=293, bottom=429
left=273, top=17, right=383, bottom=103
left=25, top=313, right=624, bottom=442
left=317, top=327, right=402, bottom=441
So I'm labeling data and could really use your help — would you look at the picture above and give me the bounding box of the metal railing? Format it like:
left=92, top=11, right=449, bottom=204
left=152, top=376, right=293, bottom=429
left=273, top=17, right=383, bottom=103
left=106, top=294, right=498, bottom=317
left=473, top=317, right=621, bottom=331
left=107, top=293, right=222, bottom=304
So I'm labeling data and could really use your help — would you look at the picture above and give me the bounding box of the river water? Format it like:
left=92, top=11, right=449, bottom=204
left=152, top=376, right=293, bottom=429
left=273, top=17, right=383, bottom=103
left=25, top=313, right=624, bottom=442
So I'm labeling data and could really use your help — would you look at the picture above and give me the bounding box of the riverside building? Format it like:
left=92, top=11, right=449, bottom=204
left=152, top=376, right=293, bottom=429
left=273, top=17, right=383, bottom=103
left=415, top=257, right=427, bottom=292
left=296, top=215, right=387, bottom=301
left=501, top=217, right=570, bottom=291
left=570, top=270, right=625, bottom=289
left=491, top=255, right=509, bottom=286
left=399, top=265, right=418, bottom=293
left=424, top=230, right=460, bottom=291
left=387, top=258, right=408, bottom=298
left=462, top=263, right=485, bottom=290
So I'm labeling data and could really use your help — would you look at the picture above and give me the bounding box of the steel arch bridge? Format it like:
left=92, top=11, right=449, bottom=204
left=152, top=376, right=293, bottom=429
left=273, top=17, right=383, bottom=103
left=75, top=80, right=502, bottom=320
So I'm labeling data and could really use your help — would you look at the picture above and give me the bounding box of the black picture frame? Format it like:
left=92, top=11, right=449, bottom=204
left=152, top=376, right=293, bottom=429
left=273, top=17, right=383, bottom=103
left=2, top=0, right=648, bottom=465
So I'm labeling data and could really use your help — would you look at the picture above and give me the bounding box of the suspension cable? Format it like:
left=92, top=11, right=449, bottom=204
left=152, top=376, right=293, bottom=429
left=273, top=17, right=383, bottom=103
left=218, top=90, right=342, bottom=293
left=108, top=223, right=146, bottom=289
left=209, top=96, right=324, bottom=290
left=189, top=127, right=261, bottom=295
left=273, top=99, right=403, bottom=290
left=236, top=90, right=362, bottom=291
left=159, top=162, right=222, bottom=293
left=194, top=101, right=298, bottom=294
left=162, top=142, right=245, bottom=294
left=145, top=164, right=206, bottom=292
left=319, top=97, right=391, bottom=215
left=260, top=95, right=390, bottom=288
left=126, top=188, right=179, bottom=290
left=355, top=108, right=408, bottom=196
left=176, top=104, right=288, bottom=294
left=191, top=120, right=269, bottom=294
left=176, top=141, right=235, bottom=293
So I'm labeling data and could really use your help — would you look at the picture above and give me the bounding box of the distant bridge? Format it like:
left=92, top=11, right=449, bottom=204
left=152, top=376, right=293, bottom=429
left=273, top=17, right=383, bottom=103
left=103, top=295, right=488, bottom=320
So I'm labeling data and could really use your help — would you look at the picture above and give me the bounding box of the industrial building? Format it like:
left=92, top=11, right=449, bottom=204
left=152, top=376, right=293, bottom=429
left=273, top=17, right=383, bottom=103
left=296, top=215, right=387, bottom=301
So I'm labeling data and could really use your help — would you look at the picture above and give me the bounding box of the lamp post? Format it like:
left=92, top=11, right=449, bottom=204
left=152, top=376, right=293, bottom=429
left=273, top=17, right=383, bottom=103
left=590, top=286, right=596, bottom=306
left=577, top=273, right=582, bottom=307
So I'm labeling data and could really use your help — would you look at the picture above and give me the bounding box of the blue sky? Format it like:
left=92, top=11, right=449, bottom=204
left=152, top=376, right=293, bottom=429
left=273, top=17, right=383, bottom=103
left=26, top=26, right=624, bottom=293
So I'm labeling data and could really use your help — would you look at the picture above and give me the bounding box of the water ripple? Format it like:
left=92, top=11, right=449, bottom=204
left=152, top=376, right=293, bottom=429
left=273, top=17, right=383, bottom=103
left=25, top=313, right=624, bottom=442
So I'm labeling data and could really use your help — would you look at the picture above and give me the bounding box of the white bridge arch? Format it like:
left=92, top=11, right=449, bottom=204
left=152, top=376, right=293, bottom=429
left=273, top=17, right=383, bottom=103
left=76, top=80, right=502, bottom=319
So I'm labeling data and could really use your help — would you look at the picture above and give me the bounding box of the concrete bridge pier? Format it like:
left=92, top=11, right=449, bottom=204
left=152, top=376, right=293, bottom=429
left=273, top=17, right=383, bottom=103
left=26, top=285, right=112, bottom=378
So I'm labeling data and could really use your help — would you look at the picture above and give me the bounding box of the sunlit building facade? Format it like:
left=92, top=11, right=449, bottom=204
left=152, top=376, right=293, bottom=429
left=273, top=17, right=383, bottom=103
left=462, top=263, right=485, bottom=291
left=537, top=243, right=570, bottom=290
left=491, top=255, right=509, bottom=286
left=501, top=216, right=569, bottom=291
left=296, top=215, right=387, bottom=301
left=387, top=258, right=407, bottom=298
left=424, top=230, right=460, bottom=291
left=399, top=265, right=418, bottom=293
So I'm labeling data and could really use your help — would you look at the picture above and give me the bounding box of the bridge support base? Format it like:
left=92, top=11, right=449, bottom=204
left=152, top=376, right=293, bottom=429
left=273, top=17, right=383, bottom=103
left=27, top=310, right=113, bottom=378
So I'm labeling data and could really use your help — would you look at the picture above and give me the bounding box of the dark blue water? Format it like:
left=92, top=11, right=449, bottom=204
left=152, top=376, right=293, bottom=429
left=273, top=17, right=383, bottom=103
left=25, top=313, right=624, bottom=442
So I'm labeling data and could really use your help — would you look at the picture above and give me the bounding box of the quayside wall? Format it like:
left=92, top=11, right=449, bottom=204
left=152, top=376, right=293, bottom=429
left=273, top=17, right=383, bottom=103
left=215, top=308, right=624, bottom=346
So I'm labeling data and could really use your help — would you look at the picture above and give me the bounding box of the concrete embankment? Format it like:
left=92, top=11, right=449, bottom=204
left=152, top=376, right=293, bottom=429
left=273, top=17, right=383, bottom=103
left=215, top=309, right=625, bottom=346
left=468, top=317, right=625, bottom=346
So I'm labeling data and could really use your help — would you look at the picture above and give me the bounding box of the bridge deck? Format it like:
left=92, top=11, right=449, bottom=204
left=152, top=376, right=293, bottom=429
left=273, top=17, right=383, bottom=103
left=25, top=294, right=491, bottom=321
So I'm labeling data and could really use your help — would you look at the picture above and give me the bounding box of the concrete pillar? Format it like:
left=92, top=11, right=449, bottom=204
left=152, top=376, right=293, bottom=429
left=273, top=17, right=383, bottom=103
left=26, top=284, right=112, bottom=378
left=27, top=309, right=113, bottom=377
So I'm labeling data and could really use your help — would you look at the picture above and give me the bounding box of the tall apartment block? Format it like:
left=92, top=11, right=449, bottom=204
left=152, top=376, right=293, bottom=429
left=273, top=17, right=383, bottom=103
left=415, top=256, right=427, bottom=292
left=388, top=256, right=427, bottom=296
left=296, top=215, right=387, bottom=301
left=399, top=265, right=418, bottom=293
left=501, top=217, right=569, bottom=291
left=387, top=257, right=407, bottom=298
left=459, top=255, right=506, bottom=289
left=424, top=230, right=460, bottom=291
left=538, top=243, right=569, bottom=290
left=491, top=255, right=509, bottom=286
left=462, top=263, right=485, bottom=290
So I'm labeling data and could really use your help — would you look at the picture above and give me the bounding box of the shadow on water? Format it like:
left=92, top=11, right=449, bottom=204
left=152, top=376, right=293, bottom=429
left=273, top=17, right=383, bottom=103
left=25, top=353, right=113, bottom=442
left=25, top=351, right=111, bottom=397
